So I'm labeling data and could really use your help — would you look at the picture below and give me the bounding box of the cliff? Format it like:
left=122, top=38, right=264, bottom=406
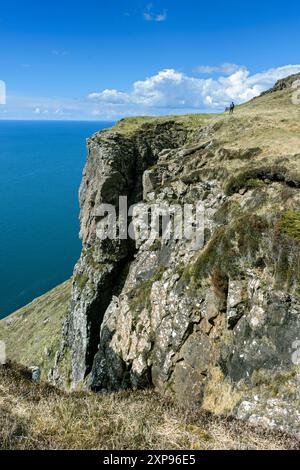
left=2, top=74, right=300, bottom=438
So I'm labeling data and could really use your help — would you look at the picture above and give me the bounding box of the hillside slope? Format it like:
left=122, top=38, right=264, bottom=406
left=0, top=281, right=71, bottom=380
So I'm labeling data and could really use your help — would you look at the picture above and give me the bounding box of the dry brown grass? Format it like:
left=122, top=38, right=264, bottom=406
left=0, top=362, right=299, bottom=451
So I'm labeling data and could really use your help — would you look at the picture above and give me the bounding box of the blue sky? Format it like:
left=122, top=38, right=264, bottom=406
left=1, top=0, right=300, bottom=120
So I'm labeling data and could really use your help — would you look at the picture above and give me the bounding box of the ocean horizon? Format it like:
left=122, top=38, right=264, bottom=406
left=0, top=120, right=114, bottom=319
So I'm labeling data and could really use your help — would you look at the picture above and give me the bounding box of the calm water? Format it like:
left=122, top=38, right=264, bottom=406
left=0, top=120, right=113, bottom=318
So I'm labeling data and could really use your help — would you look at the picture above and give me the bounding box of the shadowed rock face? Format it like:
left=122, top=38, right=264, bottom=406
left=50, top=78, right=300, bottom=436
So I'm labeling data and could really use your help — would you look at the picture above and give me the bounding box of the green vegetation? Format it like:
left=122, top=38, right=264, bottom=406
left=213, top=200, right=243, bottom=225
left=148, top=239, right=162, bottom=251
left=273, top=212, right=300, bottom=290
left=0, top=281, right=71, bottom=380
left=251, top=368, right=298, bottom=399
left=74, top=272, right=89, bottom=290
left=185, top=215, right=267, bottom=289
left=129, top=266, right=166, bottom=314
left=103, top=113, right=216, bottom=137
left=277, top=211, right=300, bottom=241
left=224, top=165, right=298, bottom=196
left=56, top=348, right=72, bottom=389
left=266, top=370, right=297, bottom=398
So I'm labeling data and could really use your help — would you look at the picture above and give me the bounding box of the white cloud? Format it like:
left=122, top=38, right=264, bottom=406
left=143, top=3, right=167, bottom=22
left=34, top=107, right=49, bottom=114
left=155, top=12, right=167, bottom=22
left=0, top=80, right=6, bottom=105
left=88, top=64, right=300, bottom=112
left=88, top=89, right=130, bottom=104
left=195, top=63, right=242, bottom=75
left=2, top=93, right=113, bottom=121
left=91, top=109, right=101, bottom=116
left=51, top=49, right=69, bottom=56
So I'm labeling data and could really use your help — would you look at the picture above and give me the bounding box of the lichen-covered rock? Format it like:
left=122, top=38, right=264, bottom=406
left=51, top=78, right=300, bottom=436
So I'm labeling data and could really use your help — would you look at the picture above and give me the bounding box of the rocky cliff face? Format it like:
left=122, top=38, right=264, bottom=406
left=50, top=76, right=300, bottom=436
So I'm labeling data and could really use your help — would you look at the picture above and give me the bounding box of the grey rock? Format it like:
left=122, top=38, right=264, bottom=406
left=30, top=366, right=41, bottom=383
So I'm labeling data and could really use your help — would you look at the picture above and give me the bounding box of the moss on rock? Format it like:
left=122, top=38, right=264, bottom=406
left=277, top=211, right=300, bottom=242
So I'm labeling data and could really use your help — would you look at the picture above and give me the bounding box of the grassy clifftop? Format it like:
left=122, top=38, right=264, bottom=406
left=106, top=113, right=215, bottom=136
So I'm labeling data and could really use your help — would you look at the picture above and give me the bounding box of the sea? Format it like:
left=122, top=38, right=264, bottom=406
left=0, top=120, right=114, bottom=319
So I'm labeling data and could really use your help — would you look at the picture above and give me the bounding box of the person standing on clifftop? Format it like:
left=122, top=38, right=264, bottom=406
left=229, top=101, right=235, bottom=114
